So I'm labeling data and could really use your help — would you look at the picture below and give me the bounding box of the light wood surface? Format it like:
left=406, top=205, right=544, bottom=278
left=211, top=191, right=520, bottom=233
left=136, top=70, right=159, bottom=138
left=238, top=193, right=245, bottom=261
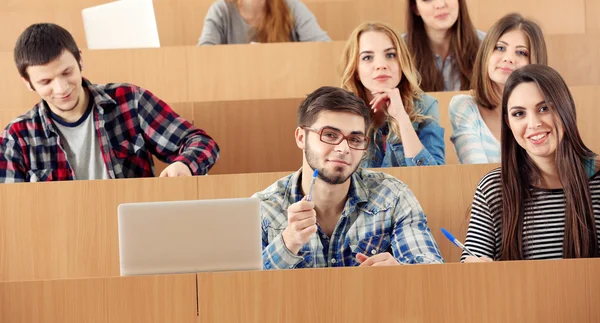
left=2, top=259, right=599, bottom=322
left=0, top=274, right=198, bottom=323
left=0, top=177, right=198, bottom=281
left=196, top=259, right=600, bottom=323
left=587, top=0, right=600, bottom=34
left=0, top=163, right=495, bottom=281
left=1, top=35, right=599, bottom=113
left=0, top=0, right=591, bottom=50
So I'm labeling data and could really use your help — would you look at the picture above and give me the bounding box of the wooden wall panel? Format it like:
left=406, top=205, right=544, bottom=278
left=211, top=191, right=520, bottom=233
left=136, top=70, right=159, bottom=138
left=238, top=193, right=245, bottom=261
left=197, top=259, right=600, bottom=323
left=0, top=274, right=198, bottom=323
left=0, top=177, right=197, bottom=281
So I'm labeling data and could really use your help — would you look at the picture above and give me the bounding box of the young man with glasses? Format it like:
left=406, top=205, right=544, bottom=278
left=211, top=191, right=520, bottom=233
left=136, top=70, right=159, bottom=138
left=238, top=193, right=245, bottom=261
left=254, top=86, right=443, bottom=269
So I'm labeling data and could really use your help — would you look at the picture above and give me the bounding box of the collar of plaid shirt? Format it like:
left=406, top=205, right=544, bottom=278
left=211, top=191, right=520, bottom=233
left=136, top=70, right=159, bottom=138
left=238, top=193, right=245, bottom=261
left=282, top=168, right=370, bottom=215
left=38, top=78, right=116, bottom=139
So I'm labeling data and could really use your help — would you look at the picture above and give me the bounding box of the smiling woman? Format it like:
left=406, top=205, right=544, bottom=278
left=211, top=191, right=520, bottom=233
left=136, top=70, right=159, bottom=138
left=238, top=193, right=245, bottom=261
left=448, top=13, right=547, bottom=164
left=461, top=64, right=600, bottom=263
left=341, top=21, right=445, bottom=168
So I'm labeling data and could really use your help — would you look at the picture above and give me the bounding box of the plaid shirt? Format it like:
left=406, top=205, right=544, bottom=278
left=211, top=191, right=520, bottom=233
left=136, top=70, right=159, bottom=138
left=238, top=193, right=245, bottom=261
left=0, top=79, right=219, bottom=182
left=253, top=168, right=444, bottom=269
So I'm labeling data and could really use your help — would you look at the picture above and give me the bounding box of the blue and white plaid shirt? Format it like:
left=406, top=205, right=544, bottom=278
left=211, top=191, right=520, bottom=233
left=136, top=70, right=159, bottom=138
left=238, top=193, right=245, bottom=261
left=253, top=168, right=444, bottom=269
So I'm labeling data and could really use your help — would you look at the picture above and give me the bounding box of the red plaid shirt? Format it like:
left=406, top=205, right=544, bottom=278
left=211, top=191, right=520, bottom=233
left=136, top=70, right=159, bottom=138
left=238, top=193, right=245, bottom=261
left=0, top=79, right=219, bottom=182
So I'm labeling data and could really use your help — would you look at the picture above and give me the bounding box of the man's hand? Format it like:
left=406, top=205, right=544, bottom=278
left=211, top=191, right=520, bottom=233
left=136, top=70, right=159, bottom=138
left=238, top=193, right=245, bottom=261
left=356, top=252, right=400, bottom=266
left=281, top=197, right=317, bottom=255
left=159, top=161, right=192, bottom=177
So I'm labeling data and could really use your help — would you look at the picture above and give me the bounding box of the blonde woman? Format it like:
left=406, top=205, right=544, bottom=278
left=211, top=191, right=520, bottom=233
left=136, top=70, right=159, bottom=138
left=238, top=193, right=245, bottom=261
left=448, top=13, right=547, bottom=164
left=198, top=0, right=330, bottom=45
left=341, top=22, right=445, bottom=167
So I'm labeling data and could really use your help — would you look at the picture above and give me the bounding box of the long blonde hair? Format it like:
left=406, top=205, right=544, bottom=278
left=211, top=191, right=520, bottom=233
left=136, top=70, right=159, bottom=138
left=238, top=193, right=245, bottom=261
left=341, top=21, right=427, bottom=142
left=472, top=13, right=547, bottom=109
left=230, top=0, right=293, bottom=43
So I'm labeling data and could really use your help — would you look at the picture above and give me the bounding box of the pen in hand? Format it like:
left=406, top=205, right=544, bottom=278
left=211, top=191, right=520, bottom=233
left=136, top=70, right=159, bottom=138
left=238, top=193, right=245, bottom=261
left=306, top=169, right=318, bottom=202
left=440, top=228, right=479, bottom=258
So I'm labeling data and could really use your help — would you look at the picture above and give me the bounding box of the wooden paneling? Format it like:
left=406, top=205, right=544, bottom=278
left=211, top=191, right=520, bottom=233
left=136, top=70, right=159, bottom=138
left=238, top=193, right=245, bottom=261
left=0, top=274, right=198, bottom=323
left=0, top=164, right=494, bottom=281
left=467, top=0, right=586, bottom=35
left=586, top=0, right=600, bottom=34
left=197, top=259, right=600, bottom=323
left=1, top=36, right=598, bottom=112
left=547, top=35, right=600, bottom=87
left=192, top=99, right=302, bottom=174
left=0, top=177, right=198, bottom=281
left=184, top=42, right=344, bottom=102
left=82, top=46, right=190, bottom=103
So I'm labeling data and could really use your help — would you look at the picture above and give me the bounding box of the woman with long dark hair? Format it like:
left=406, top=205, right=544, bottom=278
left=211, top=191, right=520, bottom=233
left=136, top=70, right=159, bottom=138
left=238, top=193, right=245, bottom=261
left=405, top=0, right=483, bottom=92
left=462, top=64, right=600, bottom=262
left=198, top=0, right=330, bottom=45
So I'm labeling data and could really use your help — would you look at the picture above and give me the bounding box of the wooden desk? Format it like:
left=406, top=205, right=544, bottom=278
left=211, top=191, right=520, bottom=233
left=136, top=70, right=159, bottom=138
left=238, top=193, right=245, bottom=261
left=0, top=177, right=198, bottom=281
left=197, top=259, right=600, bottom=323
left=0, top=274, right=198, bottom=323
left=1, top=35, right=599, bottom=112
left=0, top=163, right=495, bottom=281
left=2, top=259, right=600, bottom=322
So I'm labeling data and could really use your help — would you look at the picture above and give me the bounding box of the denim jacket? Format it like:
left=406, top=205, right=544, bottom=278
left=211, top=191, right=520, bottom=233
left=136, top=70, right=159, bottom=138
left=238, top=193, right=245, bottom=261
left=362, top=93, right=445, bottom=167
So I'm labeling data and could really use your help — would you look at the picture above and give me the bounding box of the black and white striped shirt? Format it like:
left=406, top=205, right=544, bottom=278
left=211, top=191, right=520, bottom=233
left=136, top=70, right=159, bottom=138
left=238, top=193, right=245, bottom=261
left=462, top=168, right=600, bottom=261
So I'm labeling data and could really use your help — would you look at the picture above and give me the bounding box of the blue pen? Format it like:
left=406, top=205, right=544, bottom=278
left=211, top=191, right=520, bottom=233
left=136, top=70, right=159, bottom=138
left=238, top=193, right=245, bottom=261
left=440, top=228, right=479, bottom=258
left=306, top=169, right=318, bottom=201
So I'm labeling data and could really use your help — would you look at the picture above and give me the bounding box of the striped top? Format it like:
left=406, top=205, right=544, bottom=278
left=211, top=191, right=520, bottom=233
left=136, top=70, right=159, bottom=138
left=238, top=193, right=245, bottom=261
left=448, top=94, right=500, bottom=164
left=462, top=167, right=600, bottom=261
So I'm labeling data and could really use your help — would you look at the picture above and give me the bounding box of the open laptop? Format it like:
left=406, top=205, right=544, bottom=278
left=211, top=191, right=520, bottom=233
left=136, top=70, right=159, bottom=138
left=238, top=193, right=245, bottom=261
left=82, top=0, right=160, bottom=50
left=118, top=198, right=262, bottom=276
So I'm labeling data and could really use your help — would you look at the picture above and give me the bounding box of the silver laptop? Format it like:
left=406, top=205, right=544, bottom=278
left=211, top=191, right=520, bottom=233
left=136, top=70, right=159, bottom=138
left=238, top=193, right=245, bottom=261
left=118, top=198, right=262, bottom=276
left=82, top=0, right=160, bottom=50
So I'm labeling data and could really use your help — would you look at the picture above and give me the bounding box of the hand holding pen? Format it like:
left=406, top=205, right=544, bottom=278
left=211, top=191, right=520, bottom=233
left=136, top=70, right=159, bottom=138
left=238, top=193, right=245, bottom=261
left=281, top=170, right=319, bottom=255
left=441, top=228, right=493, bottom=263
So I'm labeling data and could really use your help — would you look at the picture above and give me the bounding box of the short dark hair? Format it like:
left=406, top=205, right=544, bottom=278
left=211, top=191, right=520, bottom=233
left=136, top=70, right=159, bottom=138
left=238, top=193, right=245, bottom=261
left=14, top=23, right=81, bottom=81
left=298, top=86, right=370, bottom=131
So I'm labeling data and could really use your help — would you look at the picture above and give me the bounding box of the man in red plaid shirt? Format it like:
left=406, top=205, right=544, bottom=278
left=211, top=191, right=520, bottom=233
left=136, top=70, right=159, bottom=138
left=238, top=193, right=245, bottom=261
left=0, top=23, right=219, bottom=182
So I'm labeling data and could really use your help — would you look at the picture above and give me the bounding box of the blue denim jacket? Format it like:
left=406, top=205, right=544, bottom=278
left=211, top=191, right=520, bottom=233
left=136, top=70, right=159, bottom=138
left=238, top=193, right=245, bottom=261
left=362, top=93, right=445, bottom=167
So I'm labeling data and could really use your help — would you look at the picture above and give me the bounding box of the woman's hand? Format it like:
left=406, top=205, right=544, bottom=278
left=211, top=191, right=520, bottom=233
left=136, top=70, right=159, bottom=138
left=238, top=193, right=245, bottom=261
left=369, top=88, right=408, bottom=122
left=463, top=256, right=493, bottom=263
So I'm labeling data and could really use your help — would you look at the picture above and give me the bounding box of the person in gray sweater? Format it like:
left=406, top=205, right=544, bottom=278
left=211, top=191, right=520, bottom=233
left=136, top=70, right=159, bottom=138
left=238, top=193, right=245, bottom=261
left=198, top=0, right=331, bottom=45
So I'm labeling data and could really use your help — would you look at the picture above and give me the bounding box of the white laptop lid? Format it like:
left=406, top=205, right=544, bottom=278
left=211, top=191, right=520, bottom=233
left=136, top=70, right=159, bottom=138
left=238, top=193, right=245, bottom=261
left=118, top=198, right=262, bottom=276
left=82, top=0, right=160, bottom=50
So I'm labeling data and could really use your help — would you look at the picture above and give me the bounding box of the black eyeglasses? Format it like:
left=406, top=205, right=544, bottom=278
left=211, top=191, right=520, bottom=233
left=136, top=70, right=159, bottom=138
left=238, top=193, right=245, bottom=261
left=301, top=126, right=370, bottom=150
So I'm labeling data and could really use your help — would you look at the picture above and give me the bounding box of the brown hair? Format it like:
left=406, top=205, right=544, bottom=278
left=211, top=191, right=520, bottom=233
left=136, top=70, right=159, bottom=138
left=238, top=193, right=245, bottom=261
left=14, top=23, right=81, bottom=82
left=298, top=86, right=371, bottom=132
left=230, top=0, right=294, bottom=43
left=499, top=64, right=598, bottom=260
left=406, top=0, right=481, bottom=91
left=472, top=13, right=547, bottom=110
left=340, top=21, right=427, bottom=142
